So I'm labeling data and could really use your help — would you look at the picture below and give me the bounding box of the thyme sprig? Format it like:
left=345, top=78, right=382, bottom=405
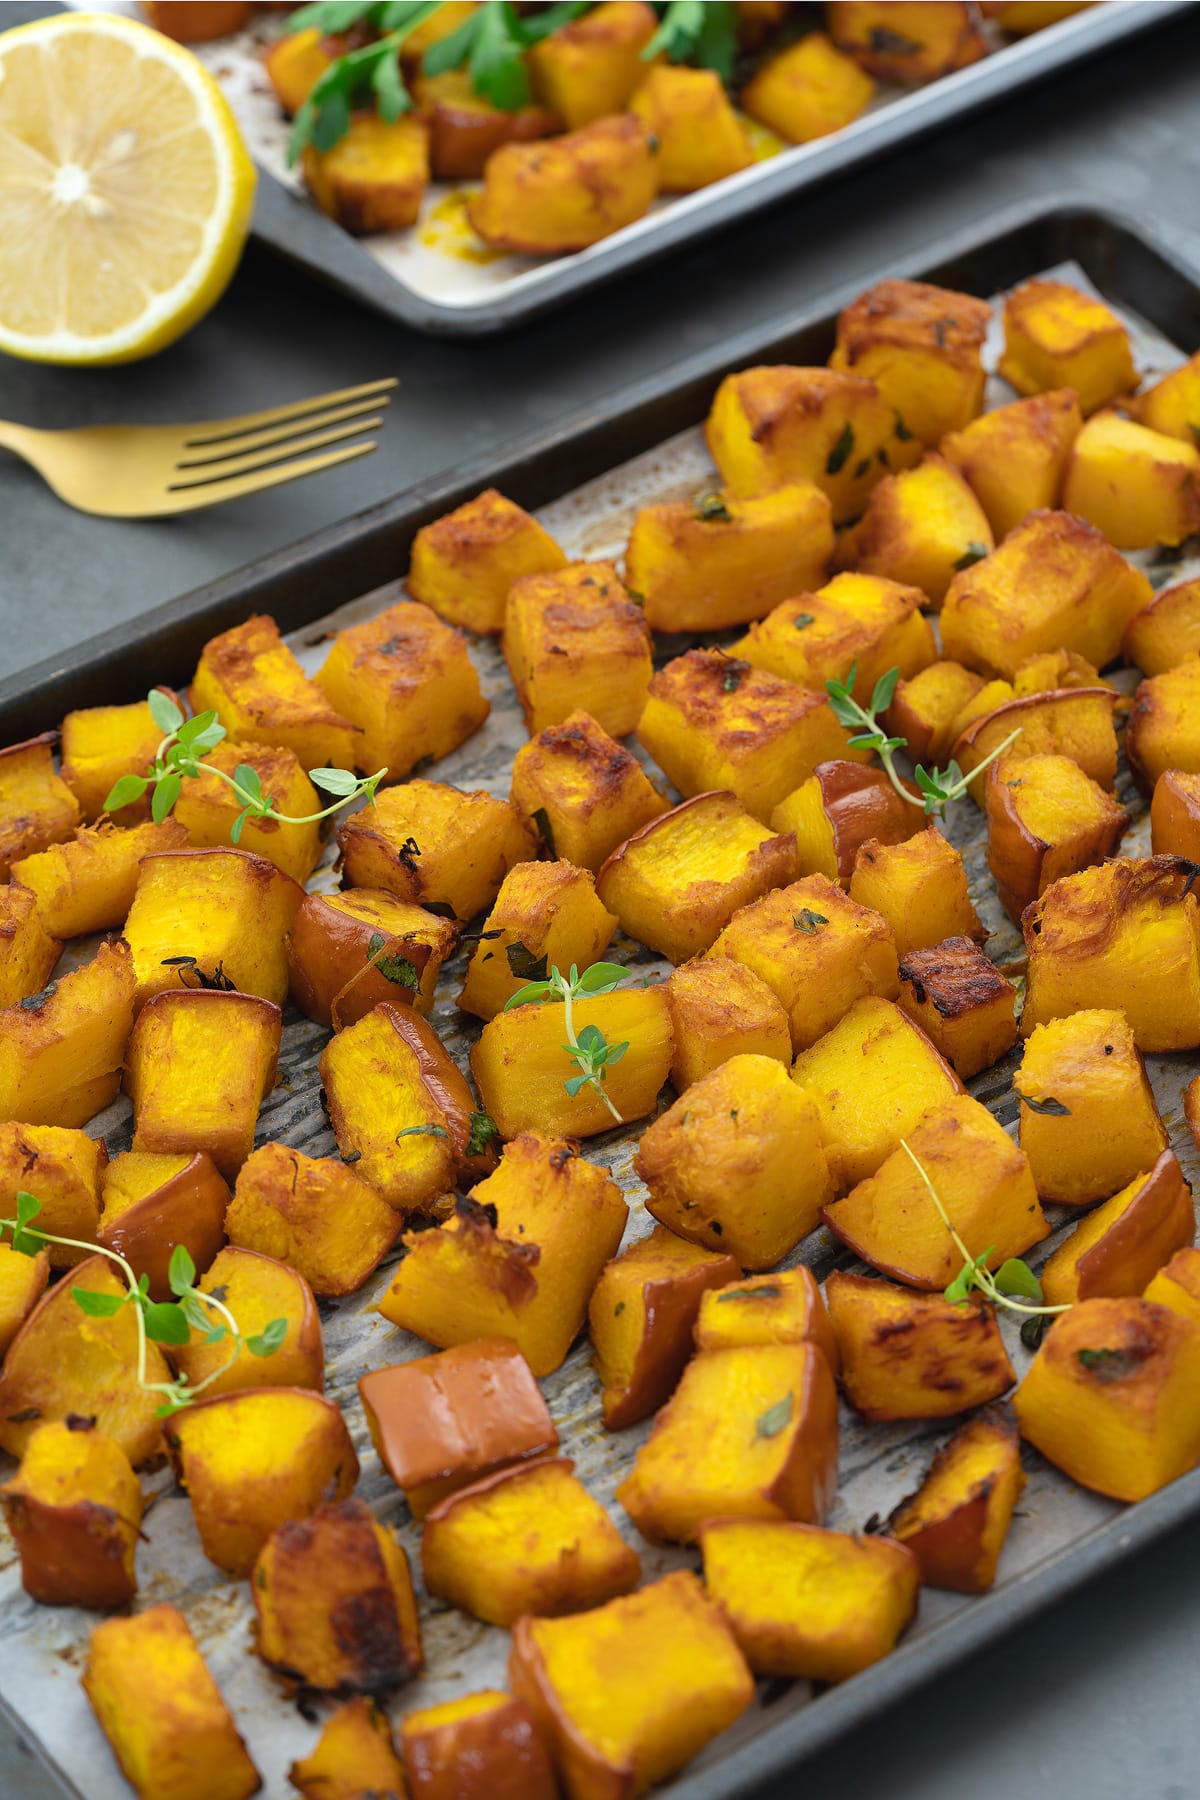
left=826, top=665, right=1021, bottom=818
left=503, top=961, right=630, bottom=1123
left=1, top=1196, right=285, bottom=1417
left=103, top=690, right=385, bottom=843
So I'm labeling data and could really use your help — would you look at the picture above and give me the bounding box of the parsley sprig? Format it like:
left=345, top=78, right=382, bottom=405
left=503, top=961, right=631, bottom=1123
left=1, top=1195, right=285, bottom=1417
left=826, top=664, right=1021, bottom=818
left=103, top=690, right=385, bottom=843
left=643, top=1, right=738, bottom=81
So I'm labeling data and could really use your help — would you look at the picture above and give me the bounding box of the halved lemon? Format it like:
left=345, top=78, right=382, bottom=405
left=0, top=11, right=256, bottom=364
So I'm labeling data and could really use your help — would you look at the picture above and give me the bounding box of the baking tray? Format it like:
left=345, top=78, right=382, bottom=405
left=41, top=0, right=1200, bottom=335
left=1, top=199, right=1200, bottom=1800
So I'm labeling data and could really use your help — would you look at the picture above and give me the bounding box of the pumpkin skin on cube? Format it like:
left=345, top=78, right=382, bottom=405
left=422, top=1456, right=642, bottom=1628
left=407, top=487, right=567, bottom=637
left=503, top=560, right=652, bottom=739
left=460, top=859, right=617, bottom=1020
left=635, top=1054, right=834, bottom=1270
left=823, top=1094, right=1046, bottom=1290
left=834, top=456, right=995, bottom=609
left=528, top=0, right=657, bottom=127
left=83, top=1605, right=261, bottom=1800
left=12, top=817, right=189, bottom=938
left=0, top=734, right=80, bottom=880
left=0, top=1242, right=48, bottom=1358
left=227, top=1143, right=401, bottom=1298
left=952, top=686, right=1120, bottom=804
left=826, top=1271, right=1015, bottom=1422
left=0, top=1420, right=142, bottom=1610
left=1039, top=1151, right=1195, bottom=1308
left=739, top=33, right=874, bottom=144
left=896, top=937, right=1018, bottom=1081
left=849, top=828, right=984, bottom=959
left=985, top=752, right=1129, bottom=922
left=337, top=779, right=537, bottom=921
left=624, top=483, right=834, bottom=633
left=695, top=1267, right=839, bottom=1370
left=509, top=709, right=668, bottom=874
left=1126, top=577, right=1200, bottom=677
left=415, top=70, right=558, bottom=182
left=172, top=1246, right=324, bottom=1400
left=998, top=279, right=1137, bottom=415
left=828, top=3, right=985, bottom=84
left=588, top=1226, right=739, bottom=1429
left=99, top=1149, right=229, bottom=1302
left=0, top=882, right=60, bottom=1008
left=1062, top=410, right=1200, bottom=549
left=886, top=1403, right=1024, bottom=1593
left=617, top=1342, right=839, bottom=1544
left=171, top=744, right=320, bottom=882
left=290, top=1698, right=406, bottom=1800
left=126, top=990, right=281, bottom=1180
left=124, top=847, right=303, bottom=1012
left=302, top=113, right=430, bottom=234
left=191, top=613, right=359, bottom=773
left=1126, top=658, right=1200, bottom=795
left=509, top=1571, right=753, bottom=1800
left=0, top=1122, right=106, bottom=1269
left=885, top=660, right=987, bottom=767
left=59, top=689, right=181, bottom=822
left=287, top=886, right=456, bottom=1025
left=359, top=1338, right=558, bottom=1519
left=940, top=388, right=1082, bottom=540
left=699, top=1518, right=919, bottom=1681
left=469, top=114, right=659, bottom=254
left=1014, top=1297, right=1200, bottom=1502
left=400, top=1690, right=559, bottom=1800
left=734, top=570, right=935, bottom=698
left=664, top=958, right=791, bottom=1092
left=1152, top=769, right=1200, bottom=861
left=771, top=760, right=924, bottom=885
left=630, top=65, right=752, bottom=190
left=0, top=937, right=135, bottom=1129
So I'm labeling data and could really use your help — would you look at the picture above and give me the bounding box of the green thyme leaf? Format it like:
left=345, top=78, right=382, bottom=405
left=71, top=1287, right=127, bottom=1319
left=1021, top=1094, right=1071, bottom=1116
left=717, top=1284, right=782, bottom=1303
left=142, top=1301, right=191, bottom=1347
left=147, top=689, right=185, bottom=735
left=695, top=490, right=733, bottom=522
left=953, top=542, right=990, bottom=572
left=793, top=613, right=815, bottom=630
left=396, top=1123, right=450, bottom=1141
left=1077, top=1346, right=1140, bottom=1381
left=246, top=1317, right=289, bottom=1359
left=168, top=1245, right=197, bottom=1297
left=754, top=1392, right=793, bottom=1440
left=467, top=1110, right=499, bottom=1158
left=870, top=667, right=900, bottom=714
left=506, top=942, right=549, bottom=982
left=825, top=422, right=855, bottom=476
left=151, top=771, right=182, bottom=824
left=103, top=773, right=150, bottom=812
left=994, top=1259, right=1044, bottom=1302
left=308, top=766, right=359, bottom=797
left=793, top=909, right=828, bottom=934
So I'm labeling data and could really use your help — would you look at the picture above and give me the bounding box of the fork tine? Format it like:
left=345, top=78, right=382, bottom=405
left=181, top=379, right=398, bottom=448
left=159, top=441, right=379, bottom=511
left=176, top=396, right=393, bottom=467
left=171, top=418, right=384, bottom=485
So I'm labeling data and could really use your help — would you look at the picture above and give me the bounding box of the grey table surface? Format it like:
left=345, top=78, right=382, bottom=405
left=2, top=7, right=1200, bottom=1798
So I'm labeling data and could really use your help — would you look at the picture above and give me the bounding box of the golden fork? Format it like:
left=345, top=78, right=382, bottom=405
left=0, top=378, right=397, bottom=517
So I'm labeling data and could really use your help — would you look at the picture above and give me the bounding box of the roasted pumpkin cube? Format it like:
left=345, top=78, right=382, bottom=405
left=791, top=996, right=963, bottom=1189
left=630, top=64, right=751, bottom=188
left=172, top=1245, right=323, bottom=1399
left=263, top=25, right=331, bottom=115
left=303, top=111, right=430, bottom=233
left=1021, top=857, right=1200, bottom=1052
left=399, top=0, right=477, bottom=72
left=824, top=1094, right=1046, bottom=1289
left=509, top=708, right=667, bottom=873
left=1152, top=768, right=1200, bottom=861
left=359, top=1337, right=558, bottom=1518
left=985, top=751, right=1129, bottom=922
left=0, top=1240, right=48, bottom=1358
left=1063, top=409, right=1200, bottom=548
left=83, top=1605, right=260, bottom=1800
left=940, top=387, right=1082, bottom=540
left=886, top=1403, right=1024, bottom=1593
left=665, top=957, right=791, bottom=1091
left=460, top=859, right=617, bottom=1018
left=509, top=1571, right=753, bottom=1800
left=1040, top=1151, right=1194, bottom=1307
left=636, top=1054, right=834, bottom=1269
left=376, top=1134, right=628, bottom=1376
left=700, top=1517, right=919, bottom=1680
left=59, top=689, right=182, bottom=822
left=126, top=990, right=281, bottom=1179
left=0, top=734, right=80, bottom=879
left=171, top=743, right=320, bottom=881
left=254, top=1497, right=422, bottom=1693
left=1144, top=1247, right=1200, bottom=1331
left=998, top=278, right=1137, bottom=415
left=735, top=570, right=935, bottom=698
left=140, top=1, right=250, bottom=39
left=191, top=613, right=359, bottom=772
left=423, top=1456, right=642, bottom=1627
left=589, top=1226, right=739, bottom=1429
left=831, top=277, right=991, bottom=446
left=529, top=0, right=657, bottom=125
left=617, top=1341, right=839, bottom=1543
left=625, top=483, right=834, bottom=633
left=694, top=1266, right=839, bottom=1370
left=124, top=846, right=302, bottom=1011
left=503, top=560, right=652, bottom=739
left=288, top=886, right=455, bottom=1026
left=227, top=1143, right=401, bottom=1297
left=706, top=364, right=918, bottom=523
left=896, top=937, right=1018, bottom=1080
left=0, top=882, right=59, bottom=1009
left=1135, top=345, right=1200, bottom=443
left=1011, top=647, right=1108, bottom=697
left=1126, top=657, right=1200, bottom=795
left=414, top=69, right=558, bottom=181
left=0, top=1419, right=141, bottom=1610
left=886, top=660, right=987, bottom=766
left=707, top=872, right=899, bottom=1052
left=12, top=816, right=189, bottom=937
left=0, top=938, right=135, bottom=1128
left=771, top=761, right=924, bottom=886
left=740, top=31, right=873, bottom=142
left=1014, top=1296, right=1200, bottom=1501
left=1124, top=576, right=1200, bottom=677
left=0, top=1253, right=170, bottom=1466
left=400, top=1691, right=558, bottom=1800
left=470, top=985, right=672, bottom=1140
left=596, top=792, right=794, bottom=963
left=828, top=1, right=985, bottom=82
left=848, top=827, right=983, bottom=960
left=321, top=1003, right=494, bottom=1212
left=826, top=1270, right=1015, bottom=1421
left=166, top=1387, right=358, bottom=1577
left=950, top=676, right=1017, bottom=741
left=835, top=454, right=995, bottom=610
left=940, top=509, right=1151, bottom=679
left=952, top=686, right=1120, bottom=803
left=984, top=1, right=1093, bottom=27
left=408, top=486, right=567, bottom=637
left=337, top=779, right=537, bottom=921
left=0, top=1122, right=106, bottom=1269
left=99, top=1149, right=229, bottom=1302
left=316, top=598, right=489, bottom=780
left=290, top=1699, right=405, bottom=1800
left=469, top=113, right=659, bottom=254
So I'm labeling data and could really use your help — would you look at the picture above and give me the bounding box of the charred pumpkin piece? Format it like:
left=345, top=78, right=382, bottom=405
left=952, top=687, right=1120, bottom=804
left=288, top=886, right=454, bottom=1026
left=400, top=1690, right=558, bottom=1800
left=171, top=1246, right=323, bottom=1400
left=469, top=114, right=659, bottom=254
left=0, top=1419, right=141, bottom=1609
left=0, top=1123, right=106, bottom=1269
left=825, top=1269, right=1015, bottom=1421
left=998, top=279, right=1137, bottom=415
left=735, top=571, right=935, bottom=699
left=0, top=938, right=135, bottom=1128
left=423, top=1456, right=642, bottom=1628
left=227, top=1144, right=400, bottom=1298
left=126, top=990, right=281, bottom=1180
left=1014, top=1296, right=1200, bottom=1501
left=0, top=1241, right=48, bottom=1358
left=665, top=957, right=791, bottom=1092
left=0, top=734, right=80, bottom=880
left=509, top=708, right=668, bottom=874
left=694, top=1267, right=838, bottom=1371
left=83, top=1604, right=261, bottom=1800
left=190, top=613, right=359, bottom=773
left=1063, top=410, right=1200, bottom=549
left=124, top=846, right=303, bottom=1011
left=337, top=778, right=537, bottom=921
left=460, top=859, right=617, bottom=1020
left=59, top=689, right=183, bottom=823
left=771, top=760, right=924, bottom=885
left=407, top=487, right=566, bottom=637
left=0, top=882, right=60, bottom=1009
left=1143, top=1247, right=1200, bottom=1331
left=886, top=1403, right=1024, bottom=1593
left=528, top=0, right=657, bottom=126
left=359, top=1338, right=558, bottom=1519
left=1040, top=1151, right=1194, bottom=1307
left=940, top=388, right=1082, bottom=540
left=12, top=817, right=188, bottom=938
left=885, top=660, right=987, bottom=767
left=828, top=4, right=985, bottom=84
left=740, top=33, right=873, bottom=145
left=289, top=1698, right=406, bottom=1800
left=503, top=560, right=652, bottom=739
left=629, top=64, right=752, bottom=189
left=896, top=936, right=1018, bottom=1080
left=835, top=455, right=995, bottom=610
left=1126, top=657, right=1200, bottom=796
left=171, top=743, right=320, bottom=882
left=849, top=827, right=983, bottom=959
left=985, top=751, right=1129, bottom=922
left=302, top=112, right=430, bottom=234
left=98, top=1150, right=228, bottom=1302
left=588, top=1226, right=740, bottom=1429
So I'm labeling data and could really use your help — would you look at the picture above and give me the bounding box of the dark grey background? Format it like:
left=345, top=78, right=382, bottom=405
left=3, top=7, right=1200, bottom=1797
